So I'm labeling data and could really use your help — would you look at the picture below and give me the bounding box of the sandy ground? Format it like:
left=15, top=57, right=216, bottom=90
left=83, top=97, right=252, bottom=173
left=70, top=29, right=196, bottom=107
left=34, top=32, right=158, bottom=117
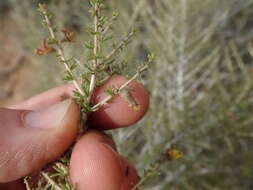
left=0, top=12, right=31, bottom=107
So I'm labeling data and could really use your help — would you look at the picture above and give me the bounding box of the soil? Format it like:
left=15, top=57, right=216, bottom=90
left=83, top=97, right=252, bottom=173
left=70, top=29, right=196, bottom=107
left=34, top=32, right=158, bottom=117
left=0, top=11, right=31, bottom=107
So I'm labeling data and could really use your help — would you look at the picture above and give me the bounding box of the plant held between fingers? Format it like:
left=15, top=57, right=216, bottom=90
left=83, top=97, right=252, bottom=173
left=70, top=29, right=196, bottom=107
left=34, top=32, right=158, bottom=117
left=26, top=0, right=154, bottom=189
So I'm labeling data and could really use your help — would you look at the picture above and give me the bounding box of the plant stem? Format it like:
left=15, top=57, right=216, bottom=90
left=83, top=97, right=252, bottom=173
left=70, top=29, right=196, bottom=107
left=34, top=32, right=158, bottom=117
left=24, top=178, right=31, bottom=190
left=101, top=13, right=118, bottom=35
left=119, top=65, right=148, bottom=91
left=88, top=2, right=100, bottom=103
left=92, top=94, right=113, bottom=110
left=92, top=64, right=148, bottom=110
left=105, top=30, right=135, bottom=60
left=41, top=172, right=64, bottom=190
left=42, top=8, right=85, bottom=96
left=131, top=164, right=159, bottom=190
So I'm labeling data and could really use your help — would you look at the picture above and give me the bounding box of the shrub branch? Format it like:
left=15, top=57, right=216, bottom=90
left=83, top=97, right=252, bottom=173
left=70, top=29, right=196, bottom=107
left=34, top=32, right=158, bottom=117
left=39, top=4, right=85, bottom=96
left=41, top=172, right=64, bottom=190
left=88, top=2, right=100, bottom=103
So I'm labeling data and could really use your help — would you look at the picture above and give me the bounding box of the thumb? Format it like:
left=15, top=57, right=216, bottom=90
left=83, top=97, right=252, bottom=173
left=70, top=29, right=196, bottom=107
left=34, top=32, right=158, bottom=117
left=0, top=99, right=80, bottom=183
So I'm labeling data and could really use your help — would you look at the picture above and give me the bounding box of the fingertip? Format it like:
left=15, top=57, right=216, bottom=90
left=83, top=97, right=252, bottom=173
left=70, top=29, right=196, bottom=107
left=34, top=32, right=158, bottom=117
left=79, top=130, right=117, bottom=150
left=69, top=130, right=139, bottom=190
left=70, top=131, right=123, bottom=190
left=120, top=157, right=140, bottom=190
left=87, top=75, right=149, bottom=130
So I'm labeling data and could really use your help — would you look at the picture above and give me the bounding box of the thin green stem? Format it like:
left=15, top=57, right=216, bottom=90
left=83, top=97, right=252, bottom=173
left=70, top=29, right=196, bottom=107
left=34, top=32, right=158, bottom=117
left=105, top=30, right=135, bottom=60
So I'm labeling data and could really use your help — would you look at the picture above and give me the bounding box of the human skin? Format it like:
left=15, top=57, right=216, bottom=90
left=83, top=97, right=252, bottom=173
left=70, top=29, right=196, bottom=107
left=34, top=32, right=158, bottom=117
left=0, top=76, right=149, bottom=190
left=88, top=76, right=150, bottom=130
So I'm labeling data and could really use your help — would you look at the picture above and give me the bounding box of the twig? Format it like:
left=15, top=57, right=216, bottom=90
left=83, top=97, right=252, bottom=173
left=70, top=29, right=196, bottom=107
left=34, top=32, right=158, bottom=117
left=88, top=2, right=101, bottom=103
left=105, top=30, right=135, bottom=60
left=41, top=6, right=85, bottom=96
left=92, top=63, right=148, bottom=110
left=119, top=65, right=148, bottom=91
left=131, top=164, right=160, bottom=190
left=92, top=94, right=113, bottom=110
left=41, top=171, right=63, bottom=190
left=24, top=178, right=31, bottom=190
left=101, top=12, right=118, bottom=35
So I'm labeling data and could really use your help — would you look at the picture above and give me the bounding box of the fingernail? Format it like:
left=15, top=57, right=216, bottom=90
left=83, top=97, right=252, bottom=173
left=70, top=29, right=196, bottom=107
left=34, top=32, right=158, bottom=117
left=23, top=99, right=72, bottom=129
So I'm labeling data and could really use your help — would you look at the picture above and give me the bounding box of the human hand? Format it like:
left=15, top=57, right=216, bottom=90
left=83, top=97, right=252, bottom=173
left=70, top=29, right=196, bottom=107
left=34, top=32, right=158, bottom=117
left=0, top=77, right=149, bottom=190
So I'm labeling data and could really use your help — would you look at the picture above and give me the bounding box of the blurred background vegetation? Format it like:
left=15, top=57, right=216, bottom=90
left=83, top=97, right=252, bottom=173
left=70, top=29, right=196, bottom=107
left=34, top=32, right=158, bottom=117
left=1, top=0, right=253, bottom=189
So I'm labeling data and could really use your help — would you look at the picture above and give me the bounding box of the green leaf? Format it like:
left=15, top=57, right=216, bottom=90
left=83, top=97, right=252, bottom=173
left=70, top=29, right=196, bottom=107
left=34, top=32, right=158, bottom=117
left=69, top=62, right=77, bottom=70
left=102, top=35, right=113, bottom=42
left=105, top=88, right=114, bottom=96
left=112, top=11, right=119, bottom=18
left=63, top=71, right=74, bottom=81
left=84, top=41, right=94, bottom=49
left=47, top=38, right=58, bottom=45
left=89, top=0, right=95, bottom=7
